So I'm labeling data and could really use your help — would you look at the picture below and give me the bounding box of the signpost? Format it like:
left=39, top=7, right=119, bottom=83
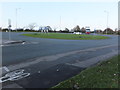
left=104, top=10, right=109, bottom=34
left=8, top=19, right=11, bottom=41
left=118, top=1, right=120, bottom=30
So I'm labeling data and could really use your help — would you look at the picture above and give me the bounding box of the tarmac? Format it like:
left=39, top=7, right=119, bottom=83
left=1, top=32, right=119, bottom=89
left=1, top=45, right=118, bottom=89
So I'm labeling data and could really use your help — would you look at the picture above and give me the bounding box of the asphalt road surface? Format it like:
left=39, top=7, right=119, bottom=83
left=1, top=32, right=119, bottom=89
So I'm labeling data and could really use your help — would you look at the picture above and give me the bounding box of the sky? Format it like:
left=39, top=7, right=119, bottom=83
left=0, top=0, right=119, bottom=31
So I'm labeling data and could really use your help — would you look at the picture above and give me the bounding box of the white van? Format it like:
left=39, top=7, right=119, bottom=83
left=73, top=32, right=82, bottom=35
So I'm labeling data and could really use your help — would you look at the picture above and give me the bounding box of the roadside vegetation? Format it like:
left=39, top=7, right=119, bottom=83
left=1, top=25, right=120, bottom=35
left=22, top=33, right=109, bottom=40
left=51, top=55, right=119, bottom=88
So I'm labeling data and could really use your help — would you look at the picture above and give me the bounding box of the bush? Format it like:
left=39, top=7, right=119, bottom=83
left=117, top=30, right=120, bottom=35
left=2, top=28, right=9, bottom=32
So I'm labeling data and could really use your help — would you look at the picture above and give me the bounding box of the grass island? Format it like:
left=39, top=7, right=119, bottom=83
left=22, top=33, right=109, bottom=40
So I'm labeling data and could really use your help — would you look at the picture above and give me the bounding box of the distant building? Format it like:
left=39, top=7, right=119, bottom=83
left=39, top=26, right=52, bottom=33
left=94, top=29, right=103, bottom=33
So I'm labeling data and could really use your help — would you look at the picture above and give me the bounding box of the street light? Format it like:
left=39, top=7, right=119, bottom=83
left=104, top=10, right=109, bottom=34
left=8, top=19, right=12, bottom=41
left=59, top=16, right=61, bottom=31
left=118, top=1, right=120, bottom=31
left=16, top=8, right=21, bottom=32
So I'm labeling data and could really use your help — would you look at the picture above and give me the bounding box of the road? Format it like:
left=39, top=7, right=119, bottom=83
left=1, top=32, right=119, bottom=89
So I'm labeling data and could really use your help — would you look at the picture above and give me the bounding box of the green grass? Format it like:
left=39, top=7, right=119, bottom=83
left=52, top=55, right=119, bottom=88
left=22, top=33, right=109, bottom=40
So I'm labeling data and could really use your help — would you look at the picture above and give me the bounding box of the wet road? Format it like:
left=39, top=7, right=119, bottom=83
left=1, top=32, right=119, bottom=88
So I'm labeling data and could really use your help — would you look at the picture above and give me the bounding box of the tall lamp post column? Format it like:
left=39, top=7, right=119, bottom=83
left=59, top=16, right=61, bottom=31
left=104, top=10, right=109, bottom=34
left=118, top=1, right=120, bottom=31
left=16, top=8, right=20, bottom=32
left=8, top=19, right=11, bottom=41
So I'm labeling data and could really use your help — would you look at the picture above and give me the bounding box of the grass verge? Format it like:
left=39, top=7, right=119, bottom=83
left=22, top=33, right=109, bottom=40
left=52, top=55, right=119, bottom=88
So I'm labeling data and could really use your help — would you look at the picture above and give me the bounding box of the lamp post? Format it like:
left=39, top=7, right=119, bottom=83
left=59, top=16, right=61, bottom=31
left=8, top=19, right=11, bottom=41
left=16, top=8, right=21, bottom=32
left=104, top=10, right=109, bottom=34
left=118, top=1, right=120, bottom=31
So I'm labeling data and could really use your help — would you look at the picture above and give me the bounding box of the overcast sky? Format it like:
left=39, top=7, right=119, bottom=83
left=0, top=0, right=119, bottom=31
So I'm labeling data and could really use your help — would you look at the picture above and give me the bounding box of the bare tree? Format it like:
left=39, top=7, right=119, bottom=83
left=103, top=28, right=114, bottom=34
left=28, top=23, right=37, bottom=30
left=73, top=25, right=80, bottom=32
left=53, top=27, right=57, bottom=32
left=81, top=27, right=86, bottom=33
left=46, top=26, right=52, bottom=31
left=64, top=28, right=69, bottom=32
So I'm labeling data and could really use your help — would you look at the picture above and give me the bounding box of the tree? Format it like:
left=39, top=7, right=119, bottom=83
left=73, top=25, right=80, bottom=32
left=103, top=28, right=114, bottom=34
left=17, top=28, right=24, bottom=31
left=81, top=27, right=86, bottom=33
left=64, top=28, right=69, bottom=31
left=46, top=26, right=52, bottom=32
left=0, top=27, right=2, bottom=31
left=39, top=26, right=43, bottom=32
left=53, top=27, right=57, bottom=32
left=2, top=28, right=8, bottom=32
left=114, top=28, right=118, bottom=34
left=118, top=30, right=120, bottom=35
left=61, top=28, right=69, bottom=33
left=28, top=23, right=37, bottom=30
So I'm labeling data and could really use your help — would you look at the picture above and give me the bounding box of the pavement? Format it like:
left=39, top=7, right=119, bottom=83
left=0, top=32, right=119, bottom=89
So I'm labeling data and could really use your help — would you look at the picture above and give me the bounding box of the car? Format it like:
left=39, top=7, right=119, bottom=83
left=73, top=32, right=82, bottom=34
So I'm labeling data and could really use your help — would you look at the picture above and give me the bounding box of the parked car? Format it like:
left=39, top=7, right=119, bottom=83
left=73, top=32, right=82, bottom=35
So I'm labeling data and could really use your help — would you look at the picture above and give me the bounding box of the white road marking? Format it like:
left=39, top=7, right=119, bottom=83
left=3, top=66, right=10, bottom=72
left=1, top=44, right=117, bottom=75
left=0, top=69, right=30, bottom=83
left=0, top=66, right=10, bottom=72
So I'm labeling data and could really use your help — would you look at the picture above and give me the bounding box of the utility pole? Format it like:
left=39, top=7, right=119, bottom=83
left=59, top=16, right=61, bottom=31
left=104, top=10, right=109, bottom=34
left=8, top=19, right=11, bottom=41
left=16, top=8, right=21, bottom=32
left=118, top=1, right=120, bottom=31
